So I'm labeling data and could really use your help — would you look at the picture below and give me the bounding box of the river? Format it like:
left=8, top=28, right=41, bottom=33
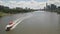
left=0, top=11, right=60, bottom=34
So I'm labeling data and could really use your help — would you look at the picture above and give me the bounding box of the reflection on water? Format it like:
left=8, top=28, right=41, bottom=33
left=0, top=11, right=60, bottom=34
left=58, top=15, right=60, bottom=34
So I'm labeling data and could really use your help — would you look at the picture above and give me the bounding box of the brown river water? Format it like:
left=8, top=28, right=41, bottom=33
left=0, top=11, right=60, bottom=34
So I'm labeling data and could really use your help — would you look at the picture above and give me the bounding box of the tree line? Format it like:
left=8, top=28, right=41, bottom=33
left=0, top=5, right=35, bottom=14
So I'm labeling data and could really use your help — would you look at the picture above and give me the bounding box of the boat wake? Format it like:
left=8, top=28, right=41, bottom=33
left=5, top=14, right=32, bottom=31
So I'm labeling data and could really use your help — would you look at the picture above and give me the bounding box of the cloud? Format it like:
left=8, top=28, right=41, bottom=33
left=0, top=0, right=60, bottom=9
left=0, top=0, right=5, bottom=5
left=47, top=0, right=60, bottom=6
left=0, top=0, right=46, bottom=9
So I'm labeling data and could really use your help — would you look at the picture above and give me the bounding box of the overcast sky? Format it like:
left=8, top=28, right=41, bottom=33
left=0, top=0, right=60, bottom=9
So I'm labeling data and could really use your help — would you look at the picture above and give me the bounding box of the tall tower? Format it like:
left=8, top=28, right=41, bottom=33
left=46, top=3, right=48, bottom=7
left=44, top=2, right=48, bottom=9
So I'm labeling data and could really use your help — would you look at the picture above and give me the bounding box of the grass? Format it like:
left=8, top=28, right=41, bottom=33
left=0, top=12, right=8, bottom=17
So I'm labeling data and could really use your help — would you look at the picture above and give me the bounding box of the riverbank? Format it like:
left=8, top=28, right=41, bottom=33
left=0, top=11, right=34, bottom=17
left=0, top=12, right=11, bottom=17
left=44, top=10, right=60, bottom=14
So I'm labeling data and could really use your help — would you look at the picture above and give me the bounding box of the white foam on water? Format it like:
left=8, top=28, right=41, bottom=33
left=10, top=14, right=32, bottom=30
